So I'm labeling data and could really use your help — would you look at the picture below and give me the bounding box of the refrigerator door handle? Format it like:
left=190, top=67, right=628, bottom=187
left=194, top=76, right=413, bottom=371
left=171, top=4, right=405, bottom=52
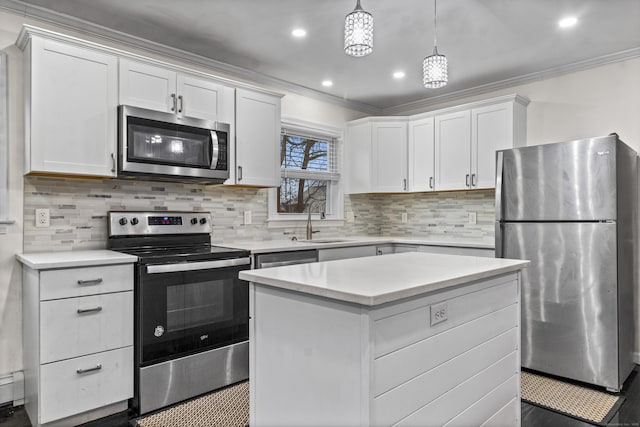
left=495, top=151, right=504, bottom=221
left=495, top=222, right=503, bottom=258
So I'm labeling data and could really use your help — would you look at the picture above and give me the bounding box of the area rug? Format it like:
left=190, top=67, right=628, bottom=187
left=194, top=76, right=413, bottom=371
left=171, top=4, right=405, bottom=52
left=134, top=381, right=249, bottom=427
left=521, top=370, right=624, bottom=426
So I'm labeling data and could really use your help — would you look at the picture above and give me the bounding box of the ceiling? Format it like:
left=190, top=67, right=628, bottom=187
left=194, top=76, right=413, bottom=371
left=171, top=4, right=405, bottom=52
left=5, top=0, right=640, bottom=112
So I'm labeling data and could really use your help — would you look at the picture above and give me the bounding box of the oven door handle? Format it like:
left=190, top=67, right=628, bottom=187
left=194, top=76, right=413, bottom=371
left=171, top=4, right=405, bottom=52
left=146, top=257, right=251, bottom=274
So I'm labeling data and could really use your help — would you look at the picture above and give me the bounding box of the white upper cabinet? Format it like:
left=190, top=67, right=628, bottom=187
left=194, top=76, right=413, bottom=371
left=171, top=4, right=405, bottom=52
left=345, top=95, right=528, bottom=193
left=233, top=88, right=281, bottom=187
left=408, top=116, right=435, bottom=192
left=345, top=118, right=408, bottom=194
left=471, top=101, right=526, bottom=189
left=435, top=110, right=472, bottom=191
left=344, top=121, right=372, bottom=194
left=372, top=119, right=408, bottom=192
left=23, top=35, right=118, bottom=177
left=119, top=59, right=227, bottom=122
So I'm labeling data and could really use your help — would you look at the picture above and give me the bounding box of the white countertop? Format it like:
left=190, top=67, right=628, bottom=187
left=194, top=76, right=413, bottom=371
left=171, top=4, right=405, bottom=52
left=16, top=250, right=138, bottom=270
left=240, top=252, right=528, bottom=306
left=222, top=236, right=494, bottom=254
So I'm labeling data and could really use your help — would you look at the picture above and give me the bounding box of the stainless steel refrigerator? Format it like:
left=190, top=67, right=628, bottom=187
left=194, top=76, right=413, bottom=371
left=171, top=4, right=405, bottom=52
left=495, top=134, right=637, bottom=392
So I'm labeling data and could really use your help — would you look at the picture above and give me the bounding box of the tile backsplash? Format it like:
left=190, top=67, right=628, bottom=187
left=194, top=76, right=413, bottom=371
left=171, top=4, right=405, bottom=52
left=23, top=177, right=494, bottom=252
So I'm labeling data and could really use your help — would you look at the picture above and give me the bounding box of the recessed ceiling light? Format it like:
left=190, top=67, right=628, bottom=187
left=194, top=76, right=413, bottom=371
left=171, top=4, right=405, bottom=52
left=558, top=17, right=578, bottom=28
left=322, top=80, right=333, bottom=87
left=291, top=28, right=307, bottom=38
left=393, top=71, right=406, bottom=79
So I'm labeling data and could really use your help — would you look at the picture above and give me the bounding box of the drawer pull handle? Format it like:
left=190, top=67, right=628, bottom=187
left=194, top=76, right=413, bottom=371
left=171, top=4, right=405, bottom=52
left=77, top=364, right=102, bottom=375
left=77, top=278, right=103, bottom=286
left=77, top=307, right=103, bottom=314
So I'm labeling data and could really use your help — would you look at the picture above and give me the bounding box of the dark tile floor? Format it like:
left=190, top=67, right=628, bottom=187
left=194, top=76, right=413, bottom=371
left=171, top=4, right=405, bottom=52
left=2, top=367, right=640, bottom=427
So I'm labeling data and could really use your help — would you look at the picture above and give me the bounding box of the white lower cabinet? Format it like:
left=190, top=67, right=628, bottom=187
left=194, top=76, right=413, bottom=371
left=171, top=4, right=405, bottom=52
left=39, top=347, right=133, bottom=424
left=22, top=261, right=134, bottom=427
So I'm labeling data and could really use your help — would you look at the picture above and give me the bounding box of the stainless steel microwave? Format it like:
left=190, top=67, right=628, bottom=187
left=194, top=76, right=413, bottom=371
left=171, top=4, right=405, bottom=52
left=118, top=105, right=230, bottom=183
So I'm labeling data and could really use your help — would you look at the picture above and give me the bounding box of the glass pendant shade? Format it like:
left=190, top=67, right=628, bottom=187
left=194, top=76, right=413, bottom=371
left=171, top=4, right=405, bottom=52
left=423, top=47, right=448, bottom=88
left=423, top=0, right=448, bottom=88
left=344, top=0, right=373, bottom=57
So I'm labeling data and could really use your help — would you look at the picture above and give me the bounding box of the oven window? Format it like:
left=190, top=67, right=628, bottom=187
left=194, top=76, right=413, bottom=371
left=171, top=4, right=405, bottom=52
left=166, top=279, right=233, bottom=332
left=127, top=117, right=212, bottom=168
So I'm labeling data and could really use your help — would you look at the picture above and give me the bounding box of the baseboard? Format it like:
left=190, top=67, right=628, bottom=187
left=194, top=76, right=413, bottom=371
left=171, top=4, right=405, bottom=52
left=0, top=372, right=24, bottom=406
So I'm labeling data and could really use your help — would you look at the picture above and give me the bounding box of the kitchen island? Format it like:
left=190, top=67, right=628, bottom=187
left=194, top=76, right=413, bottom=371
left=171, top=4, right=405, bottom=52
left=239, top=252, right=529, bottom=427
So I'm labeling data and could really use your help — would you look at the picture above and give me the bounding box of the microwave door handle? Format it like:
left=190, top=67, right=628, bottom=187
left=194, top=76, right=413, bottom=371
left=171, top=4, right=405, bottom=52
left=210, top=131, right=219, bottom=169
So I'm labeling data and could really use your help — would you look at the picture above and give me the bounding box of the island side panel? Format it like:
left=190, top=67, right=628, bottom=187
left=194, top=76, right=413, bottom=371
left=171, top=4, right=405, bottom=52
left=369, top=272, right=521, bottom=427
left=249, top=284, right=370, bottom=427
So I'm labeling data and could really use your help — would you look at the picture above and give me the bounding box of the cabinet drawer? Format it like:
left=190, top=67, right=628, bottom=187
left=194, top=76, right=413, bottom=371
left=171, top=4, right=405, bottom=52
left=40, top=292, right=133, bottom=364
left=40, top=264, right=133, bottom=300
left=374, top=279, right=517, bottom=358
left=417, top=245, right=494, bottom=257
left=39, top=346, right=133, bottom=424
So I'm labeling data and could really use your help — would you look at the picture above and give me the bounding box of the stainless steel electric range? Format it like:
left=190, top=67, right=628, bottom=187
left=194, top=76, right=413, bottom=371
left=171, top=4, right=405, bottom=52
left=107, top=211, right=251, bottom=415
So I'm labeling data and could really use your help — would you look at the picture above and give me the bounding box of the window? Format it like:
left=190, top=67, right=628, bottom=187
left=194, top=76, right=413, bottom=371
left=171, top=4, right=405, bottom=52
left=0, top=53, right=9, bottom=234
left=269, top=119, right=343, bottom=222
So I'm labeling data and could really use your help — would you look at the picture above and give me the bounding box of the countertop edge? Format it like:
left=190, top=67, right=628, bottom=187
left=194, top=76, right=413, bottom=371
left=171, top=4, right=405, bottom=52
left=16, top=250, right=138, bottom=270
left=224, top=237, right=495, bottom=253
left=240, top=259, right=528, bottom=306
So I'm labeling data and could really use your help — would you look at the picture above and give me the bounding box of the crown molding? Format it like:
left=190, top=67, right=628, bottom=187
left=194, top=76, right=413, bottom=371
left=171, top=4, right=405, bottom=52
left=383, top=47, right=640, bottom=115
left=0, top=0, right=382, bottom=115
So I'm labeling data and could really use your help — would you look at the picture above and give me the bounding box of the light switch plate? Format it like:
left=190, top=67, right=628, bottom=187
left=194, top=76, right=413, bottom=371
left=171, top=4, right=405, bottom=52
left=244, top=211, right=252, bottom=225
left=430, top=301, right=448, bottom=326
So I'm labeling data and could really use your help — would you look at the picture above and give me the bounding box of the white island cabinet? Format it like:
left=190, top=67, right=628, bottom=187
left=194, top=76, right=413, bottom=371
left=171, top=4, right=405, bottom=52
left=240, top=252, right=528, bottom=427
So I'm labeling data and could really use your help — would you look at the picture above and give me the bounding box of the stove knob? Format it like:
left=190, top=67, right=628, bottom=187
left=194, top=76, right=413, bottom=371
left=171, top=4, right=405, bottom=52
left=199, top=218, right=207, bottom=225
left=131, top=217, right=139, bottom=226
left=190, top=218, right=198, bottom=225
left=119, top=217, right=128, bottom=226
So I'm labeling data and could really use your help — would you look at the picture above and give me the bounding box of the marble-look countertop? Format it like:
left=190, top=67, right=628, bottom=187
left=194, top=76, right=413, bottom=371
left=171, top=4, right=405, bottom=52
left=221, top=236, right=494, bottom=254
left=16, top=250, right=138, bottom=270
left=240, top=252, right=528, bottom=306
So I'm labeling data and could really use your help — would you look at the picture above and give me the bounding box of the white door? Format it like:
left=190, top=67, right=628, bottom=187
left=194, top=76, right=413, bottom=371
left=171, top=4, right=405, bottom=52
left=30, top=38, right=118, bottom=177
left=408, top=116, right=435, bottom=192
left=119, top=59, right=176, bottom=112
left=471, top=102, right=513, bottom=189
left=372, top=121, right=407, bottom=192
left=435, top=110, right=471, bottom=191
left=234, top=88, right=280, bottom=187
left=344, top=121, right=372, bottom=194
left=176, top=74, right=225, bottom=122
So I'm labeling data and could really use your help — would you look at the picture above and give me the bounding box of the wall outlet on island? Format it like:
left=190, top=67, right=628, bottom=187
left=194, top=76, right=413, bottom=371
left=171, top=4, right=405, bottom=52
left=35, top=208, right=50, bottom=228
left=468, top=212, right=477, bottom=225
left=243, top=211, right=252, bottom=225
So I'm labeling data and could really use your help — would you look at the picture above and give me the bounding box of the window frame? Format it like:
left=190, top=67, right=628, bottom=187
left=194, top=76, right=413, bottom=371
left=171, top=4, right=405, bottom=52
left=268, top=117, right=344, bottom=226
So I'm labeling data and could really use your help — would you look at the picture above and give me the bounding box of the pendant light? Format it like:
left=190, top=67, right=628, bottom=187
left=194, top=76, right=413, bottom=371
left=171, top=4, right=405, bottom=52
left=423, top=0, right=448, bottom=88
left=344, top=0, right=373, bottom=57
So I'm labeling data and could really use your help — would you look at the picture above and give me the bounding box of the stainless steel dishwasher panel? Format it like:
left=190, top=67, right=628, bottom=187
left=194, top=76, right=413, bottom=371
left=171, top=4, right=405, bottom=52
left=255, top=249, right=319, bottom=268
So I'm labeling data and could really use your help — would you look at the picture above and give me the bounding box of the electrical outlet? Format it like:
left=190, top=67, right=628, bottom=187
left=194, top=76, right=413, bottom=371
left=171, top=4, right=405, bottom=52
left=243, top=211, right=252, bottom=225
left=401, top=212, right=408, bottom=223
left=346, top=211, right=355, bottom=223
left=35, top=208, right=50, bottom=228
left=430, top=302, right=448, bottom=326
left=468, top=212, right=477, bottom=225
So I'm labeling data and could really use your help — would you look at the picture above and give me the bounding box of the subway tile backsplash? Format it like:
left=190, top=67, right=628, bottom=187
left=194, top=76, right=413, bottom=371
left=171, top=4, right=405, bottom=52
left=23, top=177, right=495, bottom=252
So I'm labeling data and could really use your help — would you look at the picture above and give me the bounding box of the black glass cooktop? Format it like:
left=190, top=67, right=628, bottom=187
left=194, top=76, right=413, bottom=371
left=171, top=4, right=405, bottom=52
left=116, top=244, right=250, bottom=264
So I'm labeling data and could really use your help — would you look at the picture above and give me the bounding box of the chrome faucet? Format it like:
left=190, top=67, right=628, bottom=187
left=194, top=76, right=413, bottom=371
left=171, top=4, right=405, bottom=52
left=306, top=202, right=323, bottom=240
left=306, top=206, right=313, bottom=240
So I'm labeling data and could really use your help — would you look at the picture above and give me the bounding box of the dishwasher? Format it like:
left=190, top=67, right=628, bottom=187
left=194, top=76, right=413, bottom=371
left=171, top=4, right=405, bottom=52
left=255, top=249, right=318, bottom=269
